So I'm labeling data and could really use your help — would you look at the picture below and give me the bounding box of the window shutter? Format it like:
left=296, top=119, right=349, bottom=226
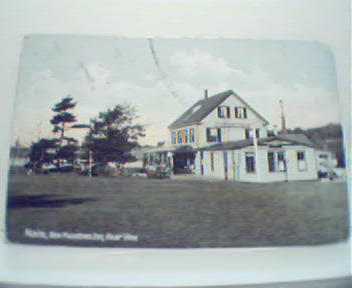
left=227, top=107, right=230, bottom=118
left=217, top=128, right=222, bottom=142
left=245, top=129, right=249, bottom=139
left=244, top=108, right=247, bottom=118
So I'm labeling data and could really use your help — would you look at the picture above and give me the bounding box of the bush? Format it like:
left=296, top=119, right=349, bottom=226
left=93, top=165, right=118, bottom=177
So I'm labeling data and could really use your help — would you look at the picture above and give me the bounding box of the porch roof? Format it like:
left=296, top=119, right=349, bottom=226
left=144, top=145, right=195, bottom=154
left=199, top=134, right=318, bottom=151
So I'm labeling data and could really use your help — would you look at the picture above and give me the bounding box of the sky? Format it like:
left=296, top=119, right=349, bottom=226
left=13, top=35, right=341, bottom=146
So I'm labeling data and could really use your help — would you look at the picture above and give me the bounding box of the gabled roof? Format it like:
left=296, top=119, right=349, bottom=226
left=199, top=134, right=318, bottom=151
left=168, top=89, right=270, bottom=130
left=277, top=134, right=317, bottom=148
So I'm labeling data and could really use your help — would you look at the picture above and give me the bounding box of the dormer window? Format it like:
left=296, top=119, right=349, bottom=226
left=218, top=106, right=230, bottom=118
left=192, top=104, right=202, bottom=113
left=235, top=107, right=247, bottom=119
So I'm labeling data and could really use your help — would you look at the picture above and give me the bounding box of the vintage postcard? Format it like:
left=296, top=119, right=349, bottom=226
left=6, top=36, right=348, bottom=248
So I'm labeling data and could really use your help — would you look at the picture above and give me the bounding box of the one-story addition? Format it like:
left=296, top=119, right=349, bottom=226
left=144, top=89, right=335, bottom=182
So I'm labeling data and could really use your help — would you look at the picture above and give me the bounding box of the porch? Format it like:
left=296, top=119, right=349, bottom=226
left=144, top=145, right=196, bottom=174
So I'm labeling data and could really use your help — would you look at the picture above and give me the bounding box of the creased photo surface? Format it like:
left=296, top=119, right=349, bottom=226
left=7, top=36, right=348, bottom=248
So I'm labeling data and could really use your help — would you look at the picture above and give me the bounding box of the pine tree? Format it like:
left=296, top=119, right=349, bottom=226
left=50, top=96, right=79, bottom=166
left=51, top=96, right=77, bottom=140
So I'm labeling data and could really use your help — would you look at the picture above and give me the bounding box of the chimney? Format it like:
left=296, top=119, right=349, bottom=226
left=280, top=100, right=287, bottom=134
left=204, top=89, right=208, bottom=99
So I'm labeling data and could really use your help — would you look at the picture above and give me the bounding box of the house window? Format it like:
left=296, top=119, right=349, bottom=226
left=206, top=128, right=222, bottom=143
left=297, top=151, right=307, bottom=171
left=177, top=131, right=182, bottom=144
left=267, top=151, right=286, bottom=172
left=235, top=107, right=247, bottom=119
left=189, top=128, right=195, bottom=143
left=245, top=129, right=252, bottom=139
left=297, top=151, right=305, bottom=160
left=245, top=152, right=255, bottom=173
left=218, top=106, right=230, bottom=118
left=268, top=152, right=275, bottom=172
left=210, top=152, right=214, bottom=171
left=277, top=152, right=286, bottom=172
left=171, top=132, right=176, bottom=144
left=256, top=128, right=260, bottom=138
left=182, top=129, right=188, bottom=143
left=245, top=128, right=260, bottom=139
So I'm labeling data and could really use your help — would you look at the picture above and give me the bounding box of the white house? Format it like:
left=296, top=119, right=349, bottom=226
left=144, top=89, right=336, bottom=182
left=196, top=134, right=320, bottom=182
left=168, top=89, right=269, bottom=148
left=164, top=89, right=270, bottom=173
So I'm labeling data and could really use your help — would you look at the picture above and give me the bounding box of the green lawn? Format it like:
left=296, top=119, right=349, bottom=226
left=6, top=174, right=349, bottom=248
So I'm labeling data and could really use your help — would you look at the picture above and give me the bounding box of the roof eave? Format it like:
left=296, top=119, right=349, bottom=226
left=168, top=121, right=202, bottom=130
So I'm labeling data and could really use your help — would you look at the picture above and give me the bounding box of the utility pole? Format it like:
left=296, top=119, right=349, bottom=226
left=252, top=127, right=260, bottom=182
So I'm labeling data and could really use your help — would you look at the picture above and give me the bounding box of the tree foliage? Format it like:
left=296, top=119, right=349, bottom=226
left=84, top=104, right=145, bottom=164
left=287, top=123, right=343, bottom=140
left=29, top=138, right=59, bottom=166
left=52, top=97, right=76, bottom=112
left=50, top=96, right=77, bottom=138
left=50, top=96, right=79, bottom=165
left=56, top=144, right=79, bottom=163
left=287, top=123, right=345, bottom=167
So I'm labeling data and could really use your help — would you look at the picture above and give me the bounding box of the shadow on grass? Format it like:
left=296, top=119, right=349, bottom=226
left=7, top=195, right=97, bottom=209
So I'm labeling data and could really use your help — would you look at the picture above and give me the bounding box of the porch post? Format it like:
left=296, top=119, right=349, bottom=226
left=252, top=127, right=260, bottom=182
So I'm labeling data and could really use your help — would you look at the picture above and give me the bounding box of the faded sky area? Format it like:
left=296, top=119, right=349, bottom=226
left=13, top=36, right=340, bottom=146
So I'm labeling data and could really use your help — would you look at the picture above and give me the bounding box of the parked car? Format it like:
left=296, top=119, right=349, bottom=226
left=47, top=165, right=76, bottom=174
